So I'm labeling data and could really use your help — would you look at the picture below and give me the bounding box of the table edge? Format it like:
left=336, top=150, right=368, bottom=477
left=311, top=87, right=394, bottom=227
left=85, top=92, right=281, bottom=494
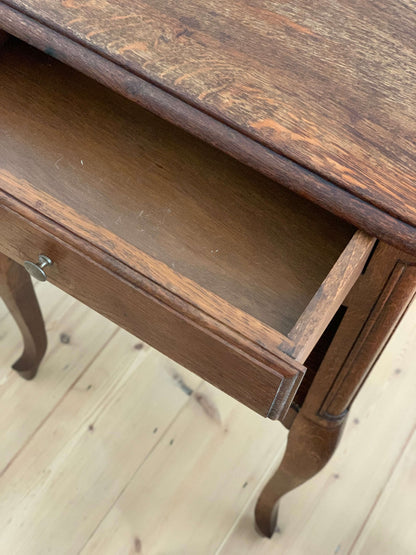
left=1, top=2, right=415, bottom=255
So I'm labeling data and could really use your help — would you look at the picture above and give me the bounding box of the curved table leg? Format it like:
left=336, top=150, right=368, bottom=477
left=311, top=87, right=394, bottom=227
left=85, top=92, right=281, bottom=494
left=0, top=253, right=47, bottom=379
left=256, top=243, right=416, bottom=537
left=255, top=413, right=345, bottom=537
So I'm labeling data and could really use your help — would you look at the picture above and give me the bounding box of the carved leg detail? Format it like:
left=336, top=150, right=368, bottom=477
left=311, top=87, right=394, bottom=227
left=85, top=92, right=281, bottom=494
left=0, top=253, right=47, bottom=379
left=255, top=413, right=345, bottom=537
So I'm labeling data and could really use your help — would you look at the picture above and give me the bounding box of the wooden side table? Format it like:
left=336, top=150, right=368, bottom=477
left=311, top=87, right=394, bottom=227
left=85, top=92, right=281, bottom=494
left=0, top=0, right=415, bottom=538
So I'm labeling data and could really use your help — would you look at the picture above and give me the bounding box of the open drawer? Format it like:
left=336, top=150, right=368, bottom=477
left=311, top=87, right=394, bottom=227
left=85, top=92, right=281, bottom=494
left=0, top=38, right=375, bottom=420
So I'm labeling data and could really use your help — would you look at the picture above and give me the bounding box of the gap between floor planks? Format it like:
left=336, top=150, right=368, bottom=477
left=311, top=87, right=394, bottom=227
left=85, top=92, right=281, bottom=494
left=0, top=283, right=415, bottom=554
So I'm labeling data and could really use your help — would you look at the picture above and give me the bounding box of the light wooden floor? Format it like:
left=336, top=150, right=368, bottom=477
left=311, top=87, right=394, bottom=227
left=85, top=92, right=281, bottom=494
left=0, top=282, right=415, bottom=555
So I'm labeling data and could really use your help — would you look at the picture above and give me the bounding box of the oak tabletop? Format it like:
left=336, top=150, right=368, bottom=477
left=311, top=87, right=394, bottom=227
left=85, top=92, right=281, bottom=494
left=1, top=0, right=415, bottom=252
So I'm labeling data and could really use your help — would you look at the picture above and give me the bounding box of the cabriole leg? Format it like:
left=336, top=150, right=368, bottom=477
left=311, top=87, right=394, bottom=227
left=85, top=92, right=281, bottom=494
left=0, top=252, right=47, bottom=379
left=255, top=413, right=345, bottom=537
left=256, top=242, right=416, bottom=537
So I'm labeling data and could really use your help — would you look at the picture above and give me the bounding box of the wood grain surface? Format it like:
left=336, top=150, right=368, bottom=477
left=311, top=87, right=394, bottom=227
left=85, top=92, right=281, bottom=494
left=283, top=231, right=376, bottom=361
left=0, top=0, right=415, bottom=251
left=0, top=195, right=305, bottom=419
left=0, top=39, right=354, bottom=336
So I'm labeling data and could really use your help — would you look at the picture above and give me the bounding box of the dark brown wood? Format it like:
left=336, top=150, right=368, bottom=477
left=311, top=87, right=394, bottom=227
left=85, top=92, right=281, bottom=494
left=255, top=242, right=416, bottom=536
left=0, top=39, right=379, bottom=420
left=0, top=39, right=354, bottom=337
left=0, top=252, right=47, bottom=379
left=255, top=413, right=345, bottom=537
left=280, top=231, right=376, bottom=362
left=0, top=29, right=8, bottom=46
left=0, top=197, right=303, bottom=419
left=321, top=262, right=416, bottom=417
left=0, top=3, right=415, bottom=254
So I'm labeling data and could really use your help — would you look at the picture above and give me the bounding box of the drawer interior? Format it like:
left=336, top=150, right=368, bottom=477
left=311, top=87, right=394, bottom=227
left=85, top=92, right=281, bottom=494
left=0, top=38, right=356, bottom=338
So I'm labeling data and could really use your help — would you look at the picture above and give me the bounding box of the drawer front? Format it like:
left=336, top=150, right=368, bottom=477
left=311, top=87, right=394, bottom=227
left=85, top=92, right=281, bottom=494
left=0, top=199, right=304, bottom=419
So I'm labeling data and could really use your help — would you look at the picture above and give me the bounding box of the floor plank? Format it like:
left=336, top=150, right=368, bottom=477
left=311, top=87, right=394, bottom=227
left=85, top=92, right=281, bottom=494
left=80, top=381, right=287, bottom=555
left=351, top=426, right=416, bottom=555
left=0, top=282, right=116, bottom=473
left=0, top=321, right=201, bottom=554
left=0, top=289, right=415, bottom=554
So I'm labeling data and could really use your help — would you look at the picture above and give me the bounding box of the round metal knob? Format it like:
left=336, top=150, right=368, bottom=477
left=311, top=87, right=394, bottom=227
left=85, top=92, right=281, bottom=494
left=24, top=255, right=53, bottom=282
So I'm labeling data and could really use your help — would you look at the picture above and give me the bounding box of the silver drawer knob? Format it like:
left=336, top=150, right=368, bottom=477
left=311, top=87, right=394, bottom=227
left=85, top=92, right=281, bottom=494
left=24, top=255, right=53, bottom=282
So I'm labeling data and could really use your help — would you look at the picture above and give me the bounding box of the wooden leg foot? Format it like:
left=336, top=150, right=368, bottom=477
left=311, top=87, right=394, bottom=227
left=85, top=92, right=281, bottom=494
left=255, top=412, right=345, bottom=537
left=255, top=498, right=279, bottom=538
left=0, top=253, right=47, bottom=379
